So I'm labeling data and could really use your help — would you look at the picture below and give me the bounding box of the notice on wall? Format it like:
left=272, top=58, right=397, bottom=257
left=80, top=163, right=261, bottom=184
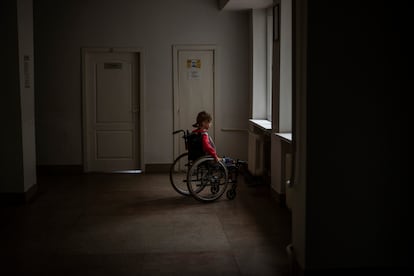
left=187, top=59, right=201, bottom=80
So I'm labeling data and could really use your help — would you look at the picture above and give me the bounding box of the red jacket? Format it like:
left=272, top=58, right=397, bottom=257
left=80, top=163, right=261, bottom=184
left=192, top=128, right=218, bottom=160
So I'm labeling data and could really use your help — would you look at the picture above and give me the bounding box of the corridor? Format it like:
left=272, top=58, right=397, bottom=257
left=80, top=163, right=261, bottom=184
left=1, top=172, right=291, bottom=275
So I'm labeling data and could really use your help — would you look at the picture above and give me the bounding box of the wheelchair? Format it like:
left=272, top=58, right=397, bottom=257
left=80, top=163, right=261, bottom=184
left=170, top=129, right=245, bottom=202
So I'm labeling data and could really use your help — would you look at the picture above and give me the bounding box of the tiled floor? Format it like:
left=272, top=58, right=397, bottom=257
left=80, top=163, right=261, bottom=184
left=0, top=172, right=292, bottom=275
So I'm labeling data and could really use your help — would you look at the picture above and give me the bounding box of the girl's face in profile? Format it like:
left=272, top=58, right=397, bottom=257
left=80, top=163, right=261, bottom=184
left=201, top=120, right=212, bottom=130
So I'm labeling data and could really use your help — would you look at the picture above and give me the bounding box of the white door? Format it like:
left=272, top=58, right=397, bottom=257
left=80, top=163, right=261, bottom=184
left=83, top=51, right=140, bottom=172
left=174, top=49, right=215, bottom=157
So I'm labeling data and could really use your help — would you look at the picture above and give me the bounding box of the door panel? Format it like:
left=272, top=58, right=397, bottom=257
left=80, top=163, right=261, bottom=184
left=84, top=51, right=140, bottom=172
left=96, top=62, right=132, bottom=123
left=96, top=131, right=133, bottom=159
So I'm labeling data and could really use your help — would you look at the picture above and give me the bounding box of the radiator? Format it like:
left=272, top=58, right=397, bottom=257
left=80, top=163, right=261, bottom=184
left=248, top=131, right=265, bottom=176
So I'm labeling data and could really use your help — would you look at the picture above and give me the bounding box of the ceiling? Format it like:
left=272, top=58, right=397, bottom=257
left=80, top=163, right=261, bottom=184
left=219, top=0, right=273, bottom=10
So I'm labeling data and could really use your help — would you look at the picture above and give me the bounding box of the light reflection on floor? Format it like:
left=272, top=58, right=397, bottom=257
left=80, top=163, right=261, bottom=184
left=112, top=170, right=142, bottom=174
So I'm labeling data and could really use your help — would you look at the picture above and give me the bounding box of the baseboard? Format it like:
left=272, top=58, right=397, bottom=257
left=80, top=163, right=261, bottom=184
left=270, top=188, right=286, bottom=207
left=0, top=183, right=38, bottom=205
left=37, top=165, right=83, bottom=175
left=37, top=165, right=173, bottom=174
left=145, top=163, right=171, bottom=173
left=243, top=169, right=267, bottom=186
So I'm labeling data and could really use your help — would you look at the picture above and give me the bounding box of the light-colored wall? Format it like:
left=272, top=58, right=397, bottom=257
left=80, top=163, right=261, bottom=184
left=17, top=0, right=37, bottom=192
left=0, top=0, right=24, bottom=193
left=270, top=0, right=292, bottom=195
left=292, top=0, right=307, bottom=268
left=0, top=0, right=36, bottom=194
left=34, top=0, right=250, bottom=166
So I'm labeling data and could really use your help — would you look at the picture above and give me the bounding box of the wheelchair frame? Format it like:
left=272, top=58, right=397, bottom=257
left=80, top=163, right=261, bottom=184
left=170, top=129, right=244, bottom=202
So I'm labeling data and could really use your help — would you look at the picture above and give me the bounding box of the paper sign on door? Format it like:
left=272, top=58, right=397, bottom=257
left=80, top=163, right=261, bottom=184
left=187, top=59, right=201, bottom=80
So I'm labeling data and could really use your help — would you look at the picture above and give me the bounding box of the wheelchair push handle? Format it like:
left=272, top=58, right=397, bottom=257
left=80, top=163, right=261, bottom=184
left=172, top=129, right=185, bottom=135
left=172, top=129, right=190, bottom=150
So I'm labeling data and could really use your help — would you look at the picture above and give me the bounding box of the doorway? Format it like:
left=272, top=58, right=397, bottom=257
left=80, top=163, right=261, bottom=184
left=82, top=48, right=144, bottom=172
left=172, top=45, right=217, bottom=159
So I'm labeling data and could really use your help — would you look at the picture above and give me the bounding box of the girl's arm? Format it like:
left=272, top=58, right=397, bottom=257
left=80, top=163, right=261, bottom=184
left=201, top=133, right=218, bottom=160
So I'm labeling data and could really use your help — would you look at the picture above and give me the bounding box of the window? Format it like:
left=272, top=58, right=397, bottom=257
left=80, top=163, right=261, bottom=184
left=251, top=8, right=273, bottom=123
left=250, top=2, right=291, bottom=132
left=266, top=7, right=273, bottom=121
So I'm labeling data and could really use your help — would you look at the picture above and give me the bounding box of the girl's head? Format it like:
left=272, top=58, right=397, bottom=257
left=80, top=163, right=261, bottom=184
left=193, top=111, right=212, bottom=129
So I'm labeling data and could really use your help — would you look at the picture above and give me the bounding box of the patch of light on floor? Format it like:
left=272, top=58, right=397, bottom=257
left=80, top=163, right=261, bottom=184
left=112, top=170, right=142, bottom=174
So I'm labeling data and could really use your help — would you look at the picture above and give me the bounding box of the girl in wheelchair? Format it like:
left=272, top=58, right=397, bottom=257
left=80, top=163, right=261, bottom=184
left=190, top=111, right=242, bottom=183
left=170, top=111, right=245, bottom=202
left=191, top=111, right=221, bottom=162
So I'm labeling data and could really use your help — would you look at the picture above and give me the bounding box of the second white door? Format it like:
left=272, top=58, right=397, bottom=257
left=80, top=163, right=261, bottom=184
left=176, top=49, right=215, bottom=156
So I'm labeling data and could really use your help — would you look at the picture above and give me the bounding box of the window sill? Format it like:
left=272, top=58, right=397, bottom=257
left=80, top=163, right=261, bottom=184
left=274, top=132, right=292, bottom=143
left=249, top=119, right=272, bottom=132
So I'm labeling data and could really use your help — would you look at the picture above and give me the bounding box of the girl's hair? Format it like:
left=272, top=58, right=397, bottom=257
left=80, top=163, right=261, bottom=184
left=192, top=111, right=212, bottom=128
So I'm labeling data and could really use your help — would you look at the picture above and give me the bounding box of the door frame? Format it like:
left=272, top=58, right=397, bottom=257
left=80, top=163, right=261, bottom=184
left=81, top=47, right=145, bottom=172
left=172, top=44, right=218, bottom=160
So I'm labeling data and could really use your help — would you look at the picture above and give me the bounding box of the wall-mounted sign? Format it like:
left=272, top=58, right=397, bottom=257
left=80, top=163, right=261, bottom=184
left=104, top=62, right=122, bottom=69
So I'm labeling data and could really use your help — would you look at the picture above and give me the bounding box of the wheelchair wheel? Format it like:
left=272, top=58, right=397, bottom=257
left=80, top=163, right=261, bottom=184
left=169, top=152, right=191, bottom=196
left=187, top=156, right=228, bottom=202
